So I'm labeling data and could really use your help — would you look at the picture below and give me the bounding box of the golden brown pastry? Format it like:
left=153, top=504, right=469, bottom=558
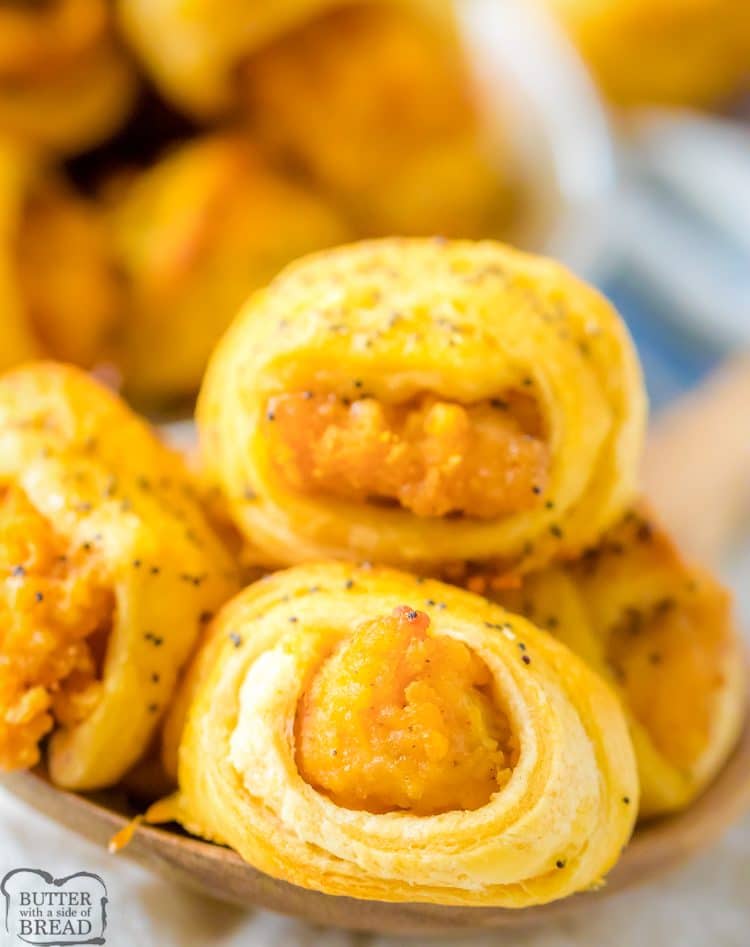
left=0, top=0, right=137, bottom=153
left=118, top=0, right=360, bottom=118
left=0, top=139, right=122, bottom=373
left=240, top=3, right=507, bottom=237
left=151, top=562, right=638, bottom=906
left=108, top=134, right=349, bottom=403
left=198, top=238, right=646, bottom=575
left=120, top=0, right=508, bottom=238
left=0, top=363, right=239, bottom=790
left=543, top=0, right=750, bottom=108
left=485, top=507, right=747, bottom=818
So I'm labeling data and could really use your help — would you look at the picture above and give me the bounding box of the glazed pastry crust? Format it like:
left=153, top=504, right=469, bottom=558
left=109, top=134, right=349, bottom=402
left=198, top=238, right=646, bottom=573
left=494, top=507, right=747, bottom=818
left=153, top=562, right=638, bottom=907
left=0, top=363, right=239, bottom=790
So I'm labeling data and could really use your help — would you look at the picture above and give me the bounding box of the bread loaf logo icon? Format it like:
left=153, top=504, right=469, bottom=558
left=1, top=870, right=107, bottom=946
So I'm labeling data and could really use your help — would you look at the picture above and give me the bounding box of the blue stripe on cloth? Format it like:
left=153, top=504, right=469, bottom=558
left=599, top=272, right=726, bottom=412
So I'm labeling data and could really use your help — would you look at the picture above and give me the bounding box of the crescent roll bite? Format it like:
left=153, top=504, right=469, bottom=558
left=151, top=562, right=638, bottom=907
left=488, top=508, right=747, bottom=818
left=0, top=0, right=136, bottom=154
left=199, top=238, right=646, bottom=575
left=0, top=363, right=239, bottom=790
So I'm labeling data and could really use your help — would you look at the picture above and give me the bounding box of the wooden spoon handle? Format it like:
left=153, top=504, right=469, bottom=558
left=644, top=356, right=750, bottom=564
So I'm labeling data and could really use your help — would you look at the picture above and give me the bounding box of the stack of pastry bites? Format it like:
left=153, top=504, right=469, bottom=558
left=0, top=239, right=744, bottom=909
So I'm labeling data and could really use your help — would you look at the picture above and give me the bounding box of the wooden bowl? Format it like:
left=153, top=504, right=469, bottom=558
left=3, top=703, right=750, bottom=937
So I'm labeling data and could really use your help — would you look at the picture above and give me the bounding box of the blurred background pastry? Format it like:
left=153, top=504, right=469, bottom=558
left=118, top=0, right=447, bottom=121
left=0, top=0, right=137, bottom=154
left=106, top=134, right=349, bottom=405
left=0, top=0, right=746, bottom=410
left=239, top=3, right=513, bottom=237
left=0, top=139, right=122, bottom=372
left=0, top=0, right=614, bottom=402
left=542, top=0, right=750, bottom=109
left=120, top=0, right=519, bottom=235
